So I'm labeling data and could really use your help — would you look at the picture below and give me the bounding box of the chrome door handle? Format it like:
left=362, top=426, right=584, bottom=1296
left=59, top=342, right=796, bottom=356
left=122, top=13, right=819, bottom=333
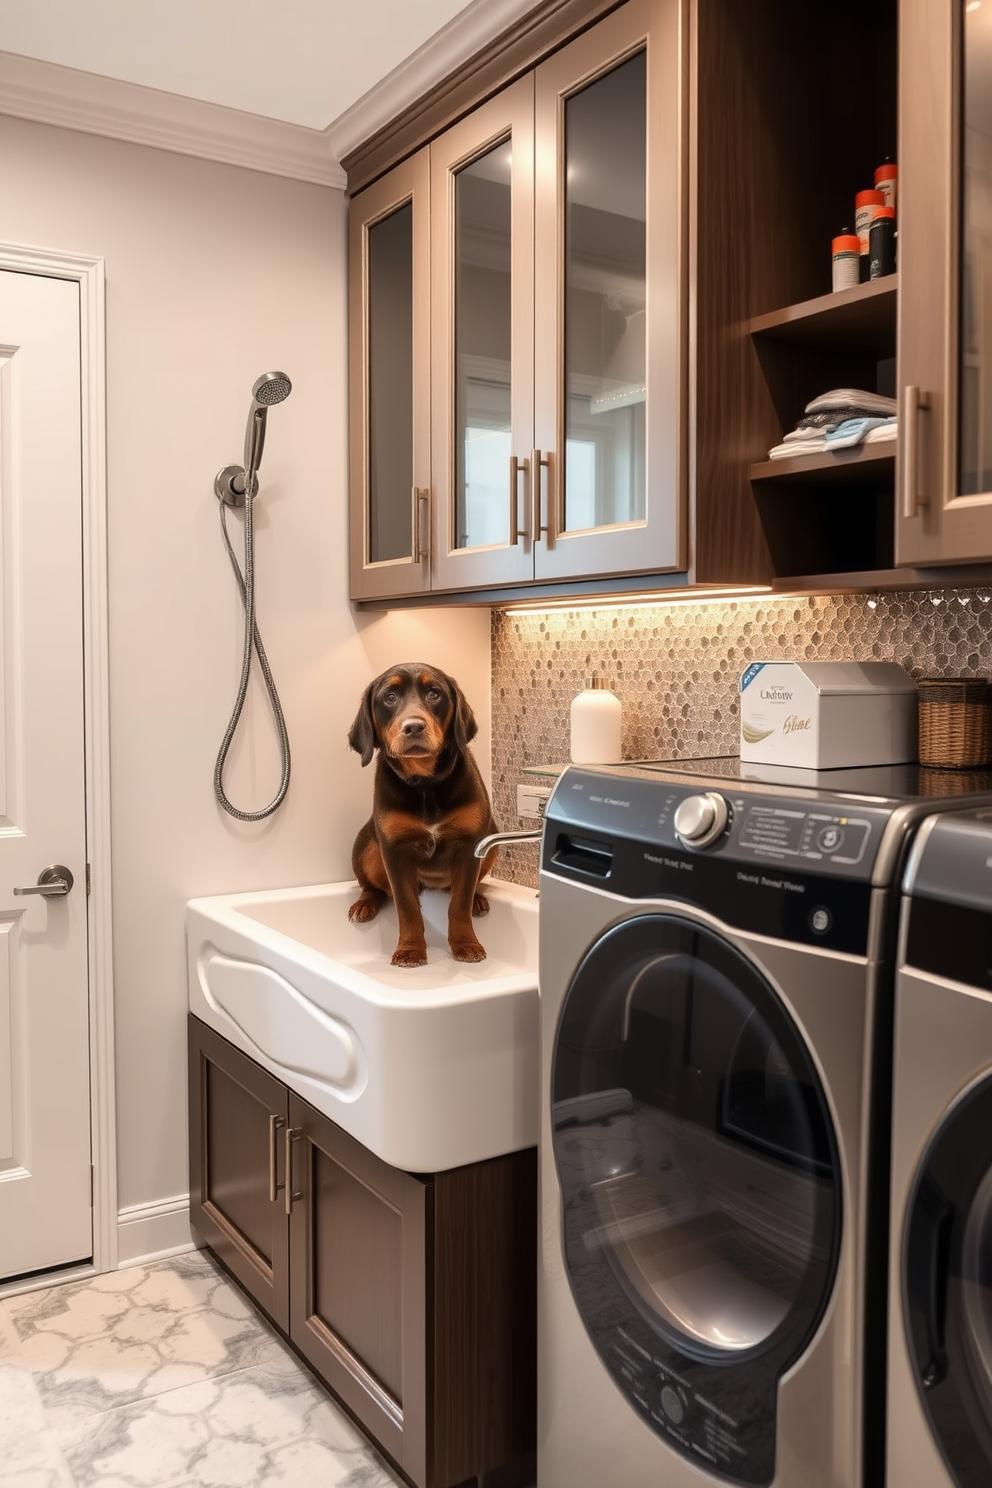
left=14, top=865, right=74, bottom=897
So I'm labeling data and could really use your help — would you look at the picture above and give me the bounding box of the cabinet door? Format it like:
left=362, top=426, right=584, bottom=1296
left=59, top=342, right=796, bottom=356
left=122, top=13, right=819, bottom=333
left=430, top=77, right=536, bottom=591
left=349, top=151, right=433, bottom=600
left=897, top=0, right=992, bottom=563
left=187, top=1015, right=290, bottom=1332
left=287, top=1094, right=429, bottom=1484
left=532, top=0, right=687, bottom=582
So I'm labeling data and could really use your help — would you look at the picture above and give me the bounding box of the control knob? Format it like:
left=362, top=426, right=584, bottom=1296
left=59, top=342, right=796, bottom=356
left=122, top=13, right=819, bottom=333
left=673, top=791, right=729, bottom=849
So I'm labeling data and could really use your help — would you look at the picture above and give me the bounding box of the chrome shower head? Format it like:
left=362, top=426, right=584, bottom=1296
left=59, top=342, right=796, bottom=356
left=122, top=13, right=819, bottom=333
left=243, top=370, right=292, bottom=487
left=251, top=371, right=292, bottom=408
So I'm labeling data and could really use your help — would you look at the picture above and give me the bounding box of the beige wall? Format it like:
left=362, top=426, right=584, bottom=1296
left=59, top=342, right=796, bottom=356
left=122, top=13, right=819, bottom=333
left=1, top=115, right=491, bottom=1232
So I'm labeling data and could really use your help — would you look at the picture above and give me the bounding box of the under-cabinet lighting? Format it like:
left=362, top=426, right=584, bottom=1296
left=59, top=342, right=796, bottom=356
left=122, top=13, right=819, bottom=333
left=502, top=585, right=774, bottom=616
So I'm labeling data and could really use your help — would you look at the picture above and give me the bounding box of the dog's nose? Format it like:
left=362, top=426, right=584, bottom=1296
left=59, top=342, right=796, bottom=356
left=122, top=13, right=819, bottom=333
left=401, top=718, right=426, bottom=737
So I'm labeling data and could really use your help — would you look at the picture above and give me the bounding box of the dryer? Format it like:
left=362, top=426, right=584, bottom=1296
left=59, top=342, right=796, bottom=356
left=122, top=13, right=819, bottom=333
left=888, top=808, right=992, bottom=1488
left=538, top=759, right=992, bottom=1488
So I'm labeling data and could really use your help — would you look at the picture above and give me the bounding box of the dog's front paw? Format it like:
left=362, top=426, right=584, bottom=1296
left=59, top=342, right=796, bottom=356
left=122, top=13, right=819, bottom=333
left=472, top=892, right=490, bottom=917
left=451, top=938, right=487, bottom=963
left=392, top=943, right=428, bottom=967
left=349, top=892, right=382, bottom=923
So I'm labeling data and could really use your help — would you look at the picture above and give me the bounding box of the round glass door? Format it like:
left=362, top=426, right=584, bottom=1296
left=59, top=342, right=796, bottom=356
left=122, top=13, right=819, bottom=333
left=905, top=1073, right=992, bottom=1486
left=552, top=914, right=840, bottom=1485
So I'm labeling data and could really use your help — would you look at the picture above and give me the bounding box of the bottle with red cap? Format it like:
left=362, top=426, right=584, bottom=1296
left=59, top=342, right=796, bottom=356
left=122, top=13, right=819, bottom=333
left=875, top=158, right=898, bottom=215
left=832, top=230, right=861, bottom=292
left=855, top=189, right=886, bottom=282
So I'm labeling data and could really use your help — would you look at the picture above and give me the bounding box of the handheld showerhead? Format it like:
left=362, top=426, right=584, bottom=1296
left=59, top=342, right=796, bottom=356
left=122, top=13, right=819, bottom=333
left=216, top=371, right=293, bottom=506
left=243, top=371, right=292, bottom=488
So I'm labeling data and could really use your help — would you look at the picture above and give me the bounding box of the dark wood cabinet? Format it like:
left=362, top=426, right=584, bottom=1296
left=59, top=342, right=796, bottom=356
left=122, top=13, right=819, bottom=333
left=188, top=1014, right=537, bottom=1488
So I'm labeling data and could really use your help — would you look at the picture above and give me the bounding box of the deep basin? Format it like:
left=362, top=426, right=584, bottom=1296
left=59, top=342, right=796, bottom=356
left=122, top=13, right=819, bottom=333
left=186, top=879, right=539, bottom=1172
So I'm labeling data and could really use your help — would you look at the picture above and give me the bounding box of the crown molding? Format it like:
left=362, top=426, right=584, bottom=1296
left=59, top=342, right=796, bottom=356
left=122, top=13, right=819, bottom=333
left=0, top=50, right=346, bottom=189
left=325, top=0, right=545, bottom=166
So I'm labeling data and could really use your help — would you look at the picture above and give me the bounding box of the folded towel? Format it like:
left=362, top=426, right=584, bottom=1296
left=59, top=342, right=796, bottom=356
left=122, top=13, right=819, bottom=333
left=805, top=388, right=899, bottom=416
left=797, top=406, right=889, bottom=430
left=824, top=415, right=898, bottom=449
left=865, top=420, right=898, bottom=443
left=767, top=436, right=827, bottom=459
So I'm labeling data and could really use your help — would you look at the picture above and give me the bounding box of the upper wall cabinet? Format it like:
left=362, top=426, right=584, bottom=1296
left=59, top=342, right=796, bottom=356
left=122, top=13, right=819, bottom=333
left=349, top=0, right=686, bottom=603
left=896, top=0, right=992, bottom=566
left=349, top=150, right=432, bottom=602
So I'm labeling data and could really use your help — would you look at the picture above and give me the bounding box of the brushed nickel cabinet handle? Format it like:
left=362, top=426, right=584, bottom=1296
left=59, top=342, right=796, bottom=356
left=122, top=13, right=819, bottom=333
left=411, top=487, right=430, bottom=562
left=268, top=1114, right=285, bottom=1203
left=531, top=449, right=553, bottom=548
left=284, top=1126, right=303, bottom=1216
left=901, top=385, right=931, bottom=520
left=509, top=456, right=529, bottom=545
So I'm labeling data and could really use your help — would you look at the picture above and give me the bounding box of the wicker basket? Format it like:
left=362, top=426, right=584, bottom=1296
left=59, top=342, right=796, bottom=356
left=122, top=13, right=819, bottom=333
left=917, top=678, right=992, bottom=769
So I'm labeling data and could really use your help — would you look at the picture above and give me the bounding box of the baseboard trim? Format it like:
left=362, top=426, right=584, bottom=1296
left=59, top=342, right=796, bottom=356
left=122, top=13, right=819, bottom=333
left=117, top=1193, right=197, bottom=1268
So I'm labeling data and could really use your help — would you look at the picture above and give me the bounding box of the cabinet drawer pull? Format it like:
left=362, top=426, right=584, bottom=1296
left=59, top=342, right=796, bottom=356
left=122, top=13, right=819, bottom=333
left=531, top=449, right=554, bottom=549
left=509, top=456, right=528, bottom=545
left=268, top=1114, right=285, bottom=1203
left=901, top=385, right=931, bottom=520
left=285, top=1126, right=303, bottom=1215
left=411, top=487, right=430, bottom=562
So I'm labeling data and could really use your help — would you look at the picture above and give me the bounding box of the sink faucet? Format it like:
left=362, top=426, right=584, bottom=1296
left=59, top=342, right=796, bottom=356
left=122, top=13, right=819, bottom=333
left=474, top=827, right=543, bottom=858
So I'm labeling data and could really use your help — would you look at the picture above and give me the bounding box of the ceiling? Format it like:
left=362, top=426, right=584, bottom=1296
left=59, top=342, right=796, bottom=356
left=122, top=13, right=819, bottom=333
left=0, top=0, right=540, bottom=157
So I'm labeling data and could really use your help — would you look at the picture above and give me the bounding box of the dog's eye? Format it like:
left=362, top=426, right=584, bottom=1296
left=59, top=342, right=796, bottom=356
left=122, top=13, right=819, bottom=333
left=426, top=687, right=442, bottom=702
left=382, top=690, right=398, bottom=706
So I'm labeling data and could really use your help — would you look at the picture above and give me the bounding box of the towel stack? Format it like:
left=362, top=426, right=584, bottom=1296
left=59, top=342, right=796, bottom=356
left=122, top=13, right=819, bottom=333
left=767, top=388, right=898, bottom=460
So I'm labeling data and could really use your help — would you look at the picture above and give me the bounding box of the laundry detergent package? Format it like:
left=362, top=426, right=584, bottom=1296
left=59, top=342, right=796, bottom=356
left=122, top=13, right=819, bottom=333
left=739, top=661, right=918, bottom=769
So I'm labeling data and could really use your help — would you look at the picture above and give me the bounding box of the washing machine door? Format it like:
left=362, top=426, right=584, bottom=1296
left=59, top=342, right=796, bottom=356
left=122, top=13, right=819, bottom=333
left=905, top=1073, right=992, bottom=1486
left=552, top=913, right=841, bottom=1486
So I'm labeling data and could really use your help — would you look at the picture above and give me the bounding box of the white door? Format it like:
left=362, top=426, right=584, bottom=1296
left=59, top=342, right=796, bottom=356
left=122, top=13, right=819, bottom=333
left=0, top=269, right=91, bottom=1278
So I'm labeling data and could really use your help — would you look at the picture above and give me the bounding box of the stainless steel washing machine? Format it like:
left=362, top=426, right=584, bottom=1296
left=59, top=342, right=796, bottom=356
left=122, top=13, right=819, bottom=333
left=888, top=808, right=992, bottom=1488
left=538, top=759, right=992, bottom=1488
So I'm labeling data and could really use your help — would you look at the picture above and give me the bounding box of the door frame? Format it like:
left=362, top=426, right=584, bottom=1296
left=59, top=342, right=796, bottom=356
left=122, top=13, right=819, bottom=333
left=0, top=241, right=117, bottom=1283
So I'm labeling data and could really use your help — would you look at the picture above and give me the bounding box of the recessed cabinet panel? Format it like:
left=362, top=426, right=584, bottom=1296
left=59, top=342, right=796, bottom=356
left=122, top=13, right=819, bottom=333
left=533, top=0, right=686, bottom=581
left=432, top=78, right=536, bottom=591
left=349, top=151, right=432, bottom=600
left=897, top=0, right=992, bottom=564
left=187, top=1017, right=290, bottom=1332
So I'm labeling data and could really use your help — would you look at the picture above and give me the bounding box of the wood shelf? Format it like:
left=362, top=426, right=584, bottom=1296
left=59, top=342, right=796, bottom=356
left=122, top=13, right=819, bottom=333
left=750, top=278, right=898, bottom=357
left=750, top=444, right=895, bottom=488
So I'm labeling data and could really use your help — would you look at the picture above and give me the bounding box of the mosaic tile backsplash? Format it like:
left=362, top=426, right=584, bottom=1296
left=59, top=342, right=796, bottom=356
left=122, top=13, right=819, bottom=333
left=489, top=585, right=992, bottom=886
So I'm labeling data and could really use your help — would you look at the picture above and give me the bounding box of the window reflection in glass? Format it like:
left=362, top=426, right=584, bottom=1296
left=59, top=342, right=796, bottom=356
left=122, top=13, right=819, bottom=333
left=563, top=50, right=646, bottom=532
left=455, top=139, right=513, bottom=549
left=367, top=203, right=413, bottom=564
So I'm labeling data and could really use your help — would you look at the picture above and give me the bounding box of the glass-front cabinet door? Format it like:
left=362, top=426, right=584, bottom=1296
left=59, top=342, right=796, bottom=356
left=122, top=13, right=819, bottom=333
left=532, top=0, right=686, bottom=583
left=349, top=150, right=432, bottom=600
left=431, top=79, right=535, bottom=591
left=898, top=0, right=992, bottom=564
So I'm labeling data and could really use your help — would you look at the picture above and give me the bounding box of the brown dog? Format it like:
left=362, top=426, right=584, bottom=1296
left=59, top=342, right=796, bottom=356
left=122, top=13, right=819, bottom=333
left=347, top=664, right=499, bottom=967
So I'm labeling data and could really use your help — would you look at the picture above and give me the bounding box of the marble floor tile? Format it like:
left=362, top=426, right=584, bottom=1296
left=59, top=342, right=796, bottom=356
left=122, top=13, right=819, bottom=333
left=0, top=1252, right=407, bottom=1488
left=6, top=1252, right=286, bottom=1432
left=58, top=1353, right=397, bottom=1488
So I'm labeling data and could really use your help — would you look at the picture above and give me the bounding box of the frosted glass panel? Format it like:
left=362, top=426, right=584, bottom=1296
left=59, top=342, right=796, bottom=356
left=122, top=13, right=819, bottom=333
left=455, top=139, right=512, bottom=550
left=961, top=1, right=992, bottom=493
left=367, top=203, right=413, bottom=563
left=563, top=51, right=646, bottom=532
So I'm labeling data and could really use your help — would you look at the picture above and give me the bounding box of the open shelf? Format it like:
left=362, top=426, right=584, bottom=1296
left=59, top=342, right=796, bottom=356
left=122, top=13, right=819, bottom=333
left=750, top=277, right=898, bottom=357
left=750, top=443, right=895, bottom=488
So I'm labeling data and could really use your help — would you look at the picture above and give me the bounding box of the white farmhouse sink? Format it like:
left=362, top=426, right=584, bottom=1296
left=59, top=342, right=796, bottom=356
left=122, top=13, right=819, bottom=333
left=186, top=879, right=539, bottom=1173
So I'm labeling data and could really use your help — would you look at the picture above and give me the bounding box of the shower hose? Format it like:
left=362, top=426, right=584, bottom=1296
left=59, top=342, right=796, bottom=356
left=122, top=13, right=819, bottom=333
left=213, top=479, right=291, bottom=820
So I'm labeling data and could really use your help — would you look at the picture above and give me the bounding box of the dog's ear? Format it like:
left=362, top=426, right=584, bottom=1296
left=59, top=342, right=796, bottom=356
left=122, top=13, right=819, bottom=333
left=348, top=683, right=378, bottom=767
left=450, top=679, right=478, bottom=751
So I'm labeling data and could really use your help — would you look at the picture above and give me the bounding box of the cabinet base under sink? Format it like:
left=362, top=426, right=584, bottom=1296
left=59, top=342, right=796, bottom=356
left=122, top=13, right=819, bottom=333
left=188, top=1015, right=537, bottom=1488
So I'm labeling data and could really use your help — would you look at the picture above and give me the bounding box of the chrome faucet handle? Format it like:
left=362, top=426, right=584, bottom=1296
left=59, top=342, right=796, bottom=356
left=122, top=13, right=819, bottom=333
left=474, top=829, right=543, bottom=859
